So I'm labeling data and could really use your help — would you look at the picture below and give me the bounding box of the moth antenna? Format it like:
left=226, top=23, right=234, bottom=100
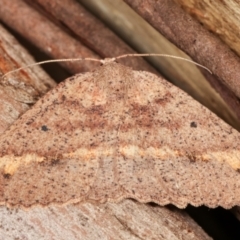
left=1, top=57, right=102, bottom=79
left=116, top=53, right=212, bottom=74
left=1, top=53, right=211, bottom=79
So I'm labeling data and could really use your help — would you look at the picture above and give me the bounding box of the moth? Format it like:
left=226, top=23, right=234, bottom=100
left=0, top=54, right=239, bottom=209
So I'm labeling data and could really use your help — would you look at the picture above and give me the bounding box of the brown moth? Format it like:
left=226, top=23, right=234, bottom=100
left=0, top=57, right=240, bottom=209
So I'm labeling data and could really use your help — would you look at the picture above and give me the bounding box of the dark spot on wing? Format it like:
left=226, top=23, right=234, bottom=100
left=190, top=122, right=197, bottom=128
left=3, top=173, right=11, bottom=179
left=41, top=125, right=49, bottom=131
left=50, top=159, right=60, bottom=166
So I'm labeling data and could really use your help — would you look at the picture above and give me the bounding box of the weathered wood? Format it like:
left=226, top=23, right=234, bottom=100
left=0, top=200, right=212, bottom=240
left=0, top=0, right=100, bottom=73
left=0, top=24, right=56, bottom=134
left=174, top=0, right=240, bottom=58
left=31, top=0, right=157, bottom=73
left=0, top=0, right=156, bottom=75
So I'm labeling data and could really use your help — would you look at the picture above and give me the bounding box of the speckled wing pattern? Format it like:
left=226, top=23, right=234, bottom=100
left=0, top=62, right=240, bottom=208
